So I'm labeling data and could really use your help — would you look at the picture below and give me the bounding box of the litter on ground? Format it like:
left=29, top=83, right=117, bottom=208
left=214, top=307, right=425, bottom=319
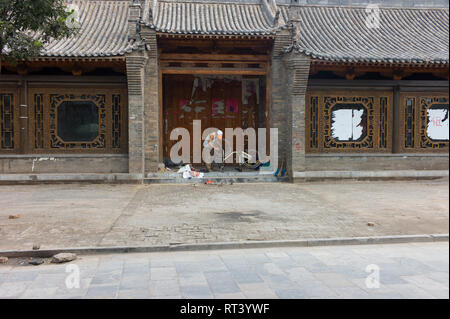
left=177, top=164, right=204, bottom=179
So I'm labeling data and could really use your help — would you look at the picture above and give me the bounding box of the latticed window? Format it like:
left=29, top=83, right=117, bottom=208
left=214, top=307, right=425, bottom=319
left=306, top=91, right=392, bottom=153
left=27, top=88, right=128, bottom=154
left=0, top=92, right=18, bottom=152
left=306, top=91, right=448, bottom=154
left=399, top=94, right=449, bottom=152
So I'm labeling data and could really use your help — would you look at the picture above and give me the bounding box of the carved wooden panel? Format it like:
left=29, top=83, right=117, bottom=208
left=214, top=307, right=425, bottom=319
left=379, top=97, right=389, bottom=149
left=306, top=90, right=393, bottom=153
left=112, top=94, right=122, bottom=149
left=309, top=96, right=319, bottom=149
left=0, top=89, right=19, bottom=153
left=28, top=88, right=128, bottom=154
left=399, top=93, right=449, bottom=153
left=34, top=94, right=44, bottom=149
left=403, top=97, right=415, bottom=149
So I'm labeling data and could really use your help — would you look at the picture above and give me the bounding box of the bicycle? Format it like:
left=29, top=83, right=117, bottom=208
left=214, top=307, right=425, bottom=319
left=206, top=138, right=262, bottom=171
left=220, top=150, right=262, bottom=170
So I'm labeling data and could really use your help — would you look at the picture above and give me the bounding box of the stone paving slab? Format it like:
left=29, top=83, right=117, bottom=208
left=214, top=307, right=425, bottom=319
left=0, top=179, right=448, bottom=251
left=1, top=242, right=447, bottom=299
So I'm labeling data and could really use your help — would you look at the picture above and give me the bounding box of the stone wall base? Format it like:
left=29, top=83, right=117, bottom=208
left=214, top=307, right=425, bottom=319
left=305, top=154, right=449, bottom=171
left=293, top=170, right=448, bottom=182
left=1, top=154, right=447, bottom=179
left=0, top=155, right=128, bottom=174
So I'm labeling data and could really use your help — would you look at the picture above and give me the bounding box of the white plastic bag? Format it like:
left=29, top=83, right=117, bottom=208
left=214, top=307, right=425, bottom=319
left=177, top=164, right=191, bottom=174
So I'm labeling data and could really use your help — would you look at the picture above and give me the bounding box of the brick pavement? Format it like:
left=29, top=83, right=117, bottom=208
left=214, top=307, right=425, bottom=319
left=0, top=179, right=448, bottom=251
left=0, top=242, right=448, bottom=299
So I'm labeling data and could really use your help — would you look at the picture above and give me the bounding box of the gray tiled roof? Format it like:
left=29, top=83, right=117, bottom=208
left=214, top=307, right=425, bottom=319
left=6, top=0, right=447, bottom=64
left=39, top=0, right=137, bottom=57
left=149, top=0, right=276, bottom=35
left=286, top=6, right=449, bottom=64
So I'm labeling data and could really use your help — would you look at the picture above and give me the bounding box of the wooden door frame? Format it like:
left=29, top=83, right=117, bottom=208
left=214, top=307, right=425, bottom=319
left=158, top=53, right=271, bottom=162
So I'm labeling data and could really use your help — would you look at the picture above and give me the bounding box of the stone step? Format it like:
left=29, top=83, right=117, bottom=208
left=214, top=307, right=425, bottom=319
left=143, top=175, right=285, bottom=184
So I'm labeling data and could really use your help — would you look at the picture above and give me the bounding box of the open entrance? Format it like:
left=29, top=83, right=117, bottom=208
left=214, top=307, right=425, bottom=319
left=162, top=74, right=268, bottom=170
left=157, top=36, right=272, bottom=174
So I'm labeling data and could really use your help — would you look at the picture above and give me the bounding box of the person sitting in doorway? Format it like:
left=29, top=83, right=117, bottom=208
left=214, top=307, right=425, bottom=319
left=203, top=129, right=223, bottom=172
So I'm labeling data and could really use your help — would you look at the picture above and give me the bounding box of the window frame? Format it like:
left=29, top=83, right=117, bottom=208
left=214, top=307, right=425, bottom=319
left=27, top=87, right=128, bottom=154
left=398, top=92, right=449, bottom=153
left=306, top=90, right=393, bottom=153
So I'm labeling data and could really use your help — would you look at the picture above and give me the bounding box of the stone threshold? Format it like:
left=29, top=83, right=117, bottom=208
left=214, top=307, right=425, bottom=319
left=144, top=176, right=283, bottom=184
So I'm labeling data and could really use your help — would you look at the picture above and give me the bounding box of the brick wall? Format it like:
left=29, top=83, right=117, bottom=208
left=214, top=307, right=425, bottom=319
left=126, top=53, right=147, bottom=175
left=270, top=30, right=311, bottom=178
left=269, top=30, right=291, bottom=176
left=142, top=30, right=160, bottom=173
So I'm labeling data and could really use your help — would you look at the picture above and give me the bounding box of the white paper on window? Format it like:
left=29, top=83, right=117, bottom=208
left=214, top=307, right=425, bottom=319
left=352, top=109, right=364, bottom=140
left=331, top=109, right=364, bottom=141
left=427, top=108, right=449, bottom=140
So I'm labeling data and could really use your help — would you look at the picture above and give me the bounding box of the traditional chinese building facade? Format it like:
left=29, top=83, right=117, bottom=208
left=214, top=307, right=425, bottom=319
left=1, top=0, right=448, bottom=180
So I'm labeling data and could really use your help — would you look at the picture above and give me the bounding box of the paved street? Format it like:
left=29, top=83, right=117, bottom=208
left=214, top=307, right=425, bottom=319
left=0, top=242, right=448, bottom=299
left=0, top=179, right=448, bottom=251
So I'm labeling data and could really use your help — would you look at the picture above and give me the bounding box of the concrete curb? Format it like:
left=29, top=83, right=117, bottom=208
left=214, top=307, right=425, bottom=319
left=1, top=234, right=448, bottom=258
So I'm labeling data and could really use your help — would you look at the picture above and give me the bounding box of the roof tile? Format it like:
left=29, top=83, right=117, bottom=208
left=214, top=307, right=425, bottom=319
left=288, top=6, right=449, bottom=64
left=40, top=0, right=136, bottom=57
left=150, top=0, right=276, bottom=35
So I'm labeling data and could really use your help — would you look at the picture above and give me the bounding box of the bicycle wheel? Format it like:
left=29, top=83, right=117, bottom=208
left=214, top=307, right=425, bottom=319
left=242, top=158, right=261, bottom=169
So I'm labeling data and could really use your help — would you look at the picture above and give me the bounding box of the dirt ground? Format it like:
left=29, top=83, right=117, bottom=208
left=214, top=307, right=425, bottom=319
left=0, top=178, right=448, bottom=251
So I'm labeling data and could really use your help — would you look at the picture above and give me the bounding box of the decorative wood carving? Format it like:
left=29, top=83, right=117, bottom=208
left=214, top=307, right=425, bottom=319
left=0, top=92, right=17, bottom=151
left=399, top=93, right=449, bottom=152
left=306, top=90, right=393, bottom=153
left=27, top=88, right=128, bottom=154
